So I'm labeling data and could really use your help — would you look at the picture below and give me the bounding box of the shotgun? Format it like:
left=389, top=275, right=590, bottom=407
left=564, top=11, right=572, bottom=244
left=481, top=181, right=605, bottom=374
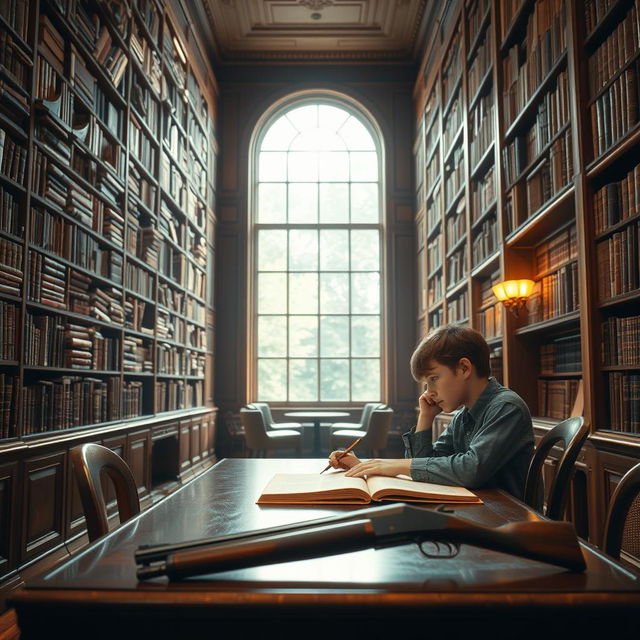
left=135, top=503, right=586, bottom=580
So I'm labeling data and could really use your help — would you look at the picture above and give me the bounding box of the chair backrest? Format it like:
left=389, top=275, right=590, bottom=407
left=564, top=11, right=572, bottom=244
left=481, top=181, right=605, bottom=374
left=360, top=402, right=385, bottom=430
left=361, top=407, right=393, bottom=450
left=523, top=416, right=588, bottom=520
left=250, top=402, right=274, bottom=429
left=240, top=407, right=270, bottom=449
left=70, top=443, right=140, bottom=542
left=603, top=462, right=640, bottom=560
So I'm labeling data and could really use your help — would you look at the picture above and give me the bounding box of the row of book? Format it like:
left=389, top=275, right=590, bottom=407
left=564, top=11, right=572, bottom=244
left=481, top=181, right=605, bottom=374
left=0, top=186, right=22, bottom=237
left=186, top=187, right=207, bottom=232
left=426, top=151, right=440, bottom=202
left=472, top=215, right=498, bottom=266
left=161, top=152, right=186, bottom=208
left=540, top=334, right=581, bottom=373
left=590, top=64, right=639, bottom=158
left=0, top=129, right=27, bottom=184
left=0, top=236, right=23, bottom=297
left=471, top=165, right=495, bottom=223
left=442, top=29, right=462, bottom=108
left=490, top=346, right=503, bottom=384
left=0, top=0, right=28, bottom=41
left=596, top=220, right=639, bottom=299
left=131, top=73, right=160, bottom=134
left=123, top=335, right=153, bottom=372
left=477, top=301, right=502, bottom=339
left=527, top=260, right=579, bottom=323
left=537, top=378, right=581, bottom=419
left=444, top=146, right=464, bottom=208
left=535, top=224, right=577, bottom=276
left=126, top=261, right=155, bottom=299
left=157, top=343, right=187, bottom=376
left=130, top=113, right=157, bottom=174
left=524, top=128, right=573, bottom=218
left=587, top=1, right=640, bottom=97
left=502, top=0, right=567, bottom=128
left=602, top=314, right=640, bottom=366
left=127, top=213, right=160, bottom=269
left=443, top=94, right=462, bottom=154
left=593, top=163, right=640, bottom=235
left=24, top=313, right=120, bottom=370
left=468, top=0, right=490, bottom=47
left=0, top=373, right=16, bottom=438
left=446, top=291, right=468, bottom=324
left=428, top=272, right=443, bottom=307
left=427, top=236, right=441, bottom=273
left=469, top=92, right=494, bottom=169
left=607, top=372, right=640, bottom=433
left=163, top=21, right=187, bottom=90
left=124, top=296, right=153, bottom=335
left=427, top=186, right=442, bottom=233
left=468, top=21, right=492, bottom=101
left=0, top=31, right=31, bottom=97
left=130, top=22, right=162, bottom=96
left=445, top=199, right=466, bottom=252
left=584, top=0, right=627, bottom=34
left=447, top=247, right=467, bottom=286
left=0, top=300, right=16, bottom=360
left=188, top=112, right=208, bottom=161
left=128, top=163, right=157, bottom=212
left=156, top=379, right=186, bottom=413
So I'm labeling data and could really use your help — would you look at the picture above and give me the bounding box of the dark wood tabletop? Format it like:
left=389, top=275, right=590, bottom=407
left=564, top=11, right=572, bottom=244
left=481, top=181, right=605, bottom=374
left=10, top=458, right=640, bottom=639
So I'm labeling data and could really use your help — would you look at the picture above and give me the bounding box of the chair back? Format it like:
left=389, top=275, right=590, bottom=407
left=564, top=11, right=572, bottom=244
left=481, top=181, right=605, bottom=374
left=360, top=402, right=385, bottom=430
left=250, top=402, right=274, bottom=429
left=240, top=407, right=270, bottom=449
left=362, top=407, right=393, bottom=451
left=523, top=416, right=588, bottom=520
left=603, top=462, right=640, bottom=561
left=70, top=443, right=140, bottom=542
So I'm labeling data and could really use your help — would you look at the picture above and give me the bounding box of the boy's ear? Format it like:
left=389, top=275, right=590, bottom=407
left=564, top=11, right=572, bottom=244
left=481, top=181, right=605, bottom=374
left=457, top=357, right=473, bottom=378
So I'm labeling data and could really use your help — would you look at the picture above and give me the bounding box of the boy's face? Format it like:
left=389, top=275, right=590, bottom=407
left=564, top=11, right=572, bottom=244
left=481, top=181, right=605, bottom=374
left=421, top=358, right=471, bottom=412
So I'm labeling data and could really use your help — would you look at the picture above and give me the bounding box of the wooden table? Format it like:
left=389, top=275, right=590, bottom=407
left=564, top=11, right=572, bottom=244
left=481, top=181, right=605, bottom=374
left=284, top=410, right=349, bottom=455
left=10, top=459, right=640, bottom=639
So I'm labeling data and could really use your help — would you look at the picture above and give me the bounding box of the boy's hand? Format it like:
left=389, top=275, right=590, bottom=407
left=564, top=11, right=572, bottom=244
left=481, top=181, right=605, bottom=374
left=328, top=450, right=360, bottom=470
left=344, top=459, right=411, bottom=478
left=417, top=390, right=442, bottom=430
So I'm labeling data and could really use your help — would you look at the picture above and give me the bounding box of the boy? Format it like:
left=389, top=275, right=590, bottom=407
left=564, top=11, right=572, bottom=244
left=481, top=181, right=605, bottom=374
left=328, top=324, right=535, bottom=500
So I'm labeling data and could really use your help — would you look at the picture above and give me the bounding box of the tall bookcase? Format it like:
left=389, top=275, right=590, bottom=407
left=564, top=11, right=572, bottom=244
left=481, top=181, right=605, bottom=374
left=0, top=0, right=217, bottom=597
left=414, top=0, right=640, bottom=557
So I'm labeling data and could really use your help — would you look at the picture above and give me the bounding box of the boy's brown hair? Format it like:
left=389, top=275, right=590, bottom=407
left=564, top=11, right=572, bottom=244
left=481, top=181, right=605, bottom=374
left=410, top=324, right=491, bottom=381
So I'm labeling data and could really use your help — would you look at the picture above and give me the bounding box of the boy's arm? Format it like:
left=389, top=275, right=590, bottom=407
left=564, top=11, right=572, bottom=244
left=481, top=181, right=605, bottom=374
left=409, top=402, right=530, bottom=488
left=402, top=419, right=456, bottom=458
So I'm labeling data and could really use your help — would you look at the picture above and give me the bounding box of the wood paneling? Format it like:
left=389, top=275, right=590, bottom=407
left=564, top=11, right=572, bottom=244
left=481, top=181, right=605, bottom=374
left=0, top=464, right=17, bottom=581
left=126, top=430, right=151, bottom=505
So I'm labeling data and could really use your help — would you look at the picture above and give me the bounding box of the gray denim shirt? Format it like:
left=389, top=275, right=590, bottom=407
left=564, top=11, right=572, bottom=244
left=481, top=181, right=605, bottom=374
left=402, top=377, right=534, bottom=500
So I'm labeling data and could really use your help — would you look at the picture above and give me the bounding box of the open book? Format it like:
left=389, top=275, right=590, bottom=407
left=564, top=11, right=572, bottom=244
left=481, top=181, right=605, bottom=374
left=256, top=472, right=482, bottom=505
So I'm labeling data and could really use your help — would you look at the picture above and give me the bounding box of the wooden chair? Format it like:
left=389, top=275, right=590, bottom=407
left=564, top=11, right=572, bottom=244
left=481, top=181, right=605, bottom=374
left=239, top=407, right=303, bottom=457
left=331, top=406, right=394, bottom=457
left=330, top=402, right=384, bottom=432
left=603, top=462, right=640, bottom=562
left=523, top=416, right=588, bottom=520
left=70, top=443, right=141, bottom=542
left=248, top=402, right=302, bottom=431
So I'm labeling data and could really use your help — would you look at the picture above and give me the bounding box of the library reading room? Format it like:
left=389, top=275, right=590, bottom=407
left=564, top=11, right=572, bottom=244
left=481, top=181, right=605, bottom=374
left=0, top=0, right=640, bottom=637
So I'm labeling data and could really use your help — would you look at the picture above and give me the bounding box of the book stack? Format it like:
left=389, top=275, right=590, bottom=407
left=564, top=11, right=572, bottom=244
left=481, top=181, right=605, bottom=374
left=0, top=300, right=17, bottom=360
left=156, top=308, right=172, bottom=340
left=602, top=314, right=640, bottom=366
left=29, top=207, right=67, bottom=256
left=502, top=0, right=566, bottom=128
left=447, top=247, right=467, bottom=286
left=24, top=313, right=64, bottom=366
left=128, top=163, right=157, bottom=211
left=125, top=261, right=154, bottom=299
left=123, top=380, right=143, bottom=419
left=596, top=220, right=639, bottom=300
left=442, top=28, right=462, bottom=106
left=94, top=27, right=128, bottom=88
left=0, top=0, right=29, bottom=41
left=186, top=380, right=204, bottom=408
left=187, top=351, right=205, bottom=377
left=540, top=334, right=581, bottom=373
left=0, top=187, right=22, bottom=238
left=66, top=324, right=119, bottom=371
left=28, top=252, right=66, bottom=309
left=0, top=129, right=27, bottom=184
left=96, top=166, right=123, bottom=208
left=446, top=198, right=466, bottom=253
left=0, top=237, right=23, bottom=297
left=67, top=170, right=95, bottom=226
left=468, top=18, right=492, bottom=100
left=471, top=165, right=495, bottom=223
left=447, top=292, right=468, bottom=324
left=186, top=298, right=205, bottom=325
left=39, top=15, right=65, bottom=74
left=443, top=95, right=462, bottom=153
left=469, top=92, right=494, bottom=169
left=90, top=285, right=124, bottom=325
left=68, top=269, right=91, bottom=316
left=102, top=204, right=125, bottom=245
left=31, top=147, right=69, bottom=209
left=158, top=282, right=185, bottom=315
left=444, top=145, right=464, bottom=207
left=0, top=372, right=17, bottom=438
left=173, top=316, right=186, bottom=343
left=527, top=262, right=578, bottom=323
left=591, top=63, right=639, bottom=158
left=426, top=188, right=442, bottom=234
left=588, top=4, right=640, bottom=97
left=70, top=45, right=96, bottom=108
left=123, top=335, right=153, bottom=372
left=74, top=0, right=100, bottom=49
left=594, top=164, right=640, bottom=234
left=538, top=378, right=581, bottom=419
left=156, top=379, right=185, bottom=413
left=472, top=215, right=498, bottom=266
left=607, top=372, right=640, bottom=433
left=124, top=296, right=152, bottom=334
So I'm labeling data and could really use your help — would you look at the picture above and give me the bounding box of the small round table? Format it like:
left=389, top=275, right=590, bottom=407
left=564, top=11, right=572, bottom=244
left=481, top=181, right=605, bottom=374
left=284, top=411, right=350, bottom=456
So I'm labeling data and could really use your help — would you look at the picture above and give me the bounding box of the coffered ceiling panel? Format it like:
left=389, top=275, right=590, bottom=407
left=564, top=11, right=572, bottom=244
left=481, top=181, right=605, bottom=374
left=200, top=0, right=428, bottom=62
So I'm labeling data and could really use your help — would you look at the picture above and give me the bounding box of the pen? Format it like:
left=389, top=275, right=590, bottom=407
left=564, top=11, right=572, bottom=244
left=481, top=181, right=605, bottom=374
left=319, top=438, right=361, bottom=474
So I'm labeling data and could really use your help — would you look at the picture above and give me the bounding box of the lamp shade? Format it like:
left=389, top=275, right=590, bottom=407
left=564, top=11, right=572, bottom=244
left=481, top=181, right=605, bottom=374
left=492, top=279, right=535, bottom=302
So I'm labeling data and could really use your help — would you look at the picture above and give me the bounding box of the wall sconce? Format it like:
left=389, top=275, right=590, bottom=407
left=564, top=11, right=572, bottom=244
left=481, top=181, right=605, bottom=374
left=492, top=279, right=535, bottom=315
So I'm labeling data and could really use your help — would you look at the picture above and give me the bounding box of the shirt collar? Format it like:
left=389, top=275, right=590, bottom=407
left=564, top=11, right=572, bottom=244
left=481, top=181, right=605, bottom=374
left=465, top=377, right=501, bottom=424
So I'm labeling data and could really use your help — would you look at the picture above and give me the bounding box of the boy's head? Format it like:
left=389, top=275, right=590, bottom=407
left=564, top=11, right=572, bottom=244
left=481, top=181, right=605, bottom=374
left=410, top=324, right=491, bottom=411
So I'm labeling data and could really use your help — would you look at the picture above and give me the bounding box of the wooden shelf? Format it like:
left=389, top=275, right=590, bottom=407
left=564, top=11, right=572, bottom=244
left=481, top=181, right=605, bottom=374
left=499, top=0, right=534, bottom=53
left=515, top=310, right=581, bottom=336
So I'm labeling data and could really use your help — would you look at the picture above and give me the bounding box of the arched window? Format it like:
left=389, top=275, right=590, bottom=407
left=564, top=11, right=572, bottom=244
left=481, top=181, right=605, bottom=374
left=251, top=97, right=384, bottom=403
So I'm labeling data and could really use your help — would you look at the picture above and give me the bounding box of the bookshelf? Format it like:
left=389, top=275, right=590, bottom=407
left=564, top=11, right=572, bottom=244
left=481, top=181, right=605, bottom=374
left=0, top=0, right=217, bottom=593
left=415, top=0, right=640, bottom=548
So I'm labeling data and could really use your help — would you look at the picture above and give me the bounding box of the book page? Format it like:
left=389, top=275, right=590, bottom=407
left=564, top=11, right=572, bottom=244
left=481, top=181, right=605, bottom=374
left=257, top=472, right=371, bottom=504
left=365, top=475, right=482, bottom=503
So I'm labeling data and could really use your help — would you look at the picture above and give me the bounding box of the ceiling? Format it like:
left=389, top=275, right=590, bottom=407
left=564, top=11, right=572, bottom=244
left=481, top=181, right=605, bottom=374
left=191, top=0, right=430, bottom=64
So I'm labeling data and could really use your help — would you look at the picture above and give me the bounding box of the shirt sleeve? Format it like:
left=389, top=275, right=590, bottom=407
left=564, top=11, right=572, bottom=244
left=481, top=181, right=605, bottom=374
left=402, top=417, right=456, bottom=459
left=409, top=402, right=528, bottom=488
